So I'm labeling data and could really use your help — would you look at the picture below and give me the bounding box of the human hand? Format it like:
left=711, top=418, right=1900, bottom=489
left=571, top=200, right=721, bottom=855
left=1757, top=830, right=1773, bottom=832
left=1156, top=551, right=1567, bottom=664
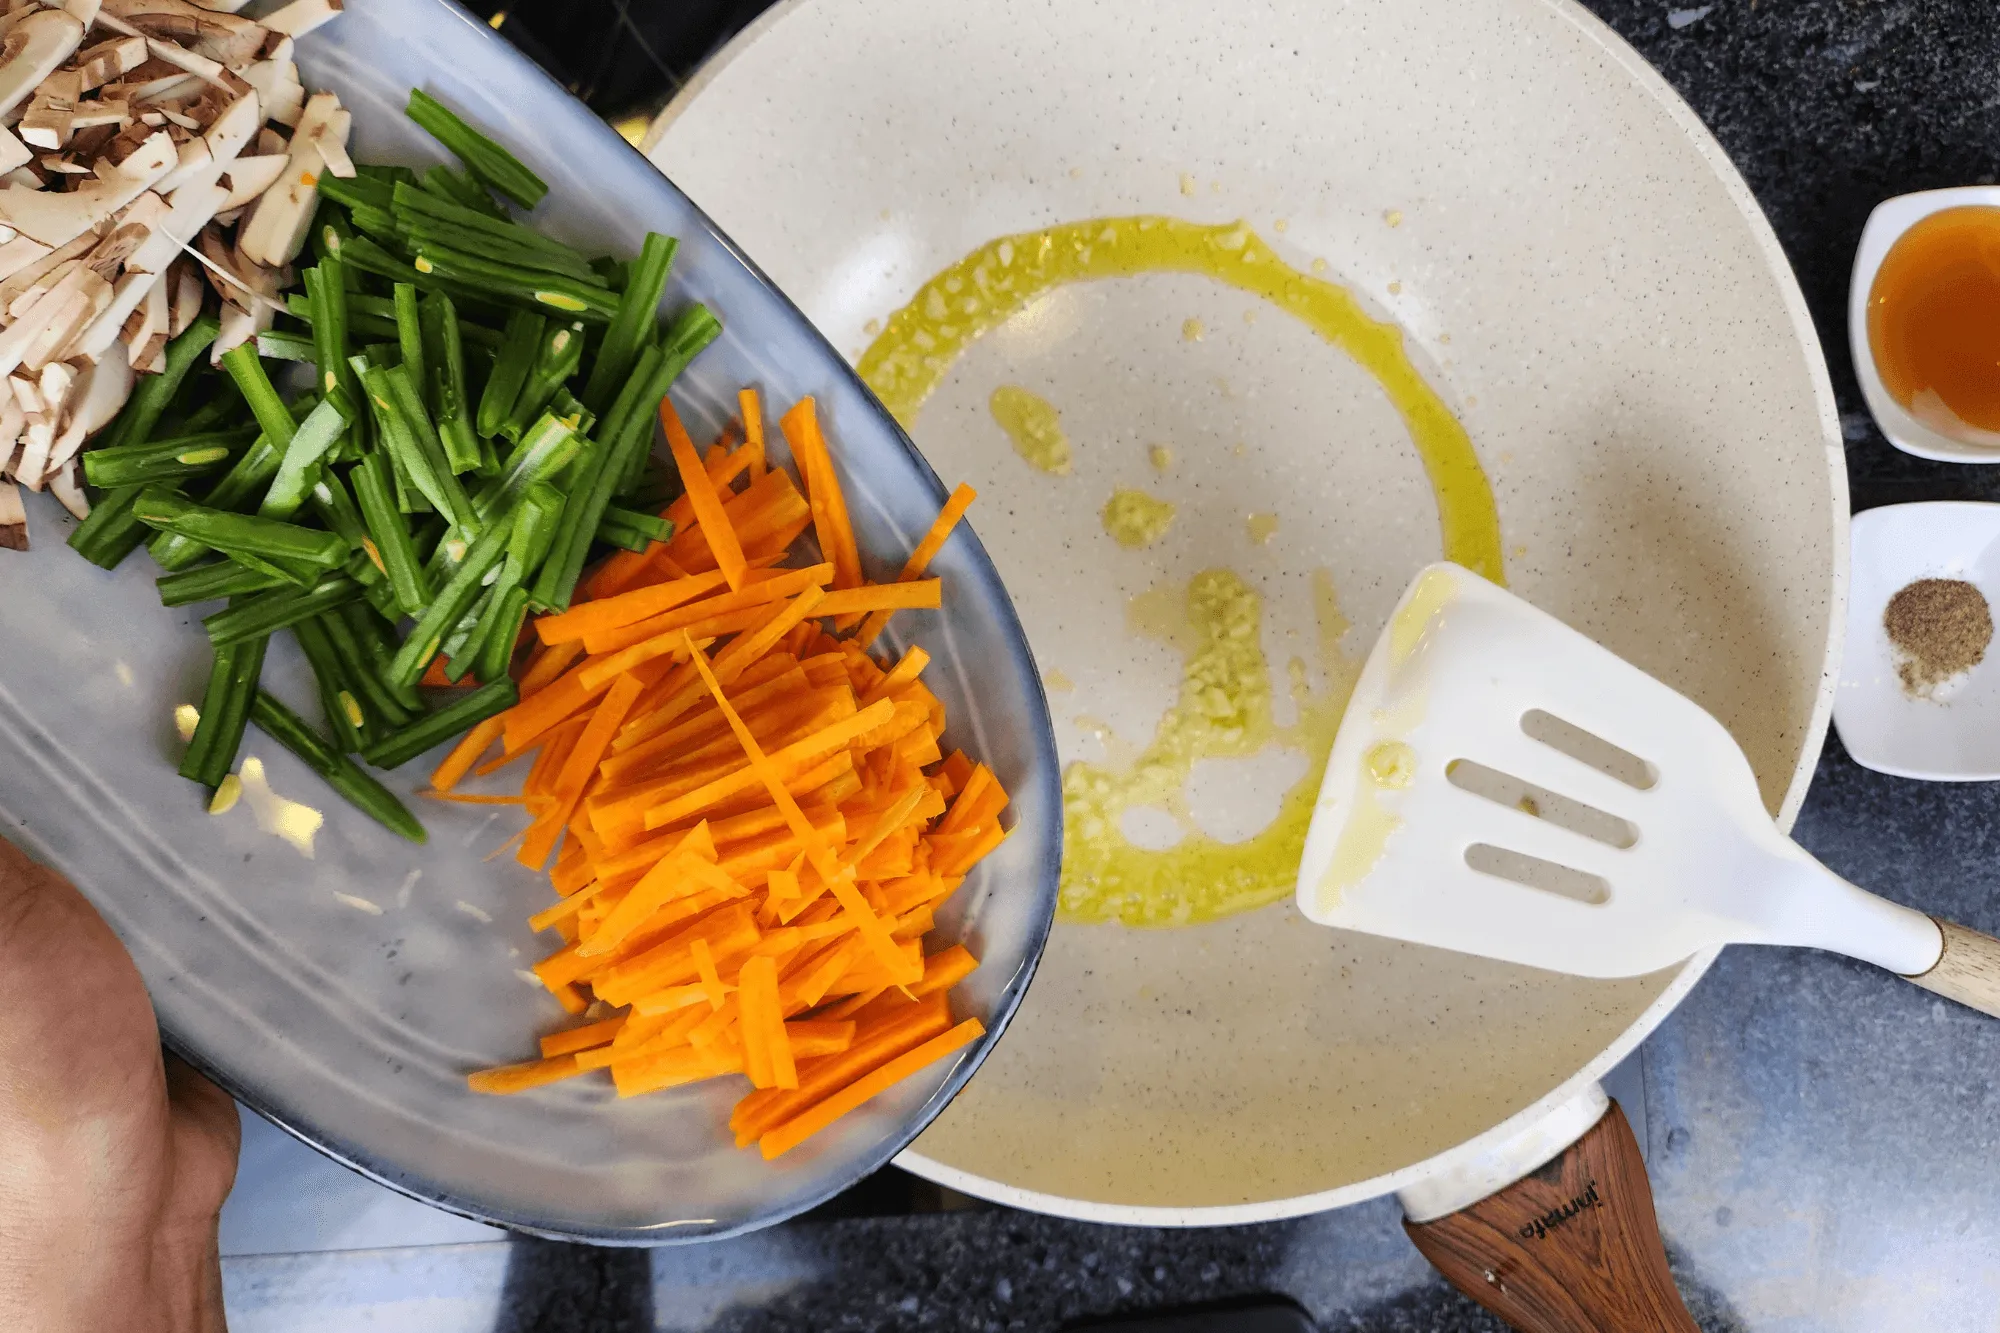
left=0, top=834, right=240, bottom=1333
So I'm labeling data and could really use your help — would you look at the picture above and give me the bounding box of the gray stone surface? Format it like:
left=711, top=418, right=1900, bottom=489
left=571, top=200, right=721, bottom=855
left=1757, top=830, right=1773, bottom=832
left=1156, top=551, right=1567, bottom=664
left=218, top=0, right=2000, bottom=1327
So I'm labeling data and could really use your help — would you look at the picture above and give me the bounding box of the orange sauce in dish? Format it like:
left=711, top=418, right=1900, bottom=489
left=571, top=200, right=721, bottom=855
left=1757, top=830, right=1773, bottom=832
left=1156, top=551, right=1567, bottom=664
left=1867, top=206, right=2000, bottom=434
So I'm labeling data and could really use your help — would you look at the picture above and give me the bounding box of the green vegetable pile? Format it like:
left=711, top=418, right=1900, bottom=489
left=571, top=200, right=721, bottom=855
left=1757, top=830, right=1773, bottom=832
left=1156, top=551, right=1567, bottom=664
left=66, top=91, right=720, bottom=842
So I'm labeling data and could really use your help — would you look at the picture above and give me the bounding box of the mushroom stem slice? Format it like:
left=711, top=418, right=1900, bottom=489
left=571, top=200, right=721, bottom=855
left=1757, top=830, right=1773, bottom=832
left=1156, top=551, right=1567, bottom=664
left=49, top=456, right=87, bottom=520
left=261, top=0, right=339, bottom=39
left=0, top=11, right=85, bottom=120
left=0, top=477, right=27, bottom=550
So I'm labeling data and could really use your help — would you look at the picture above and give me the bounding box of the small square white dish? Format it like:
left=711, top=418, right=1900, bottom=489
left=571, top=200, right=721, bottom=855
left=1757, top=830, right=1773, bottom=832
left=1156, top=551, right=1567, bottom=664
left=1849, top=186, right=2000, bottom=462
left=1836, top=502, right=2000, bottom=779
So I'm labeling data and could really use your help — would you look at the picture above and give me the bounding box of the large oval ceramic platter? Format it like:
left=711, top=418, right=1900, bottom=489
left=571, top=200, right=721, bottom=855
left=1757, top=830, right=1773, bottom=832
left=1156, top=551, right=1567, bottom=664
left=0, top=0, right=1060, bottom=1242
left=651, top=0, right=1845, bottom=1220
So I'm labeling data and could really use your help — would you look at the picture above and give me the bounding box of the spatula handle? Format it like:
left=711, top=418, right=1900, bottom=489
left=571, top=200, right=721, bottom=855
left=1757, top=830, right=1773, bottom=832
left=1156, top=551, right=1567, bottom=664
left=1904, top=917, right=2000, bottom=1017
left=1405, top=1100, right=1698, bottom=1333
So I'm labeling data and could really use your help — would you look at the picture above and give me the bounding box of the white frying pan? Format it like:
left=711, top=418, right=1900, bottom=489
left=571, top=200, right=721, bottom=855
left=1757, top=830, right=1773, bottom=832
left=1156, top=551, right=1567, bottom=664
left=649, top=0, right=1843, bottom=1313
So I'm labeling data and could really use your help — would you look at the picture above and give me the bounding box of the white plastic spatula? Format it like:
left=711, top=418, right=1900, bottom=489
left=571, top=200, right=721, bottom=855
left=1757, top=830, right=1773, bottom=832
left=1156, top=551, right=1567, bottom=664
left=1295, top=562, right=2000, bottom=1015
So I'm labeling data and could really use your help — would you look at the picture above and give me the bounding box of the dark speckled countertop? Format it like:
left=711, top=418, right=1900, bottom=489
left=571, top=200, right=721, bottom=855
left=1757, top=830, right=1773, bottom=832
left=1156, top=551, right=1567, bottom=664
left=218, top=2, right=2000, bottom=1329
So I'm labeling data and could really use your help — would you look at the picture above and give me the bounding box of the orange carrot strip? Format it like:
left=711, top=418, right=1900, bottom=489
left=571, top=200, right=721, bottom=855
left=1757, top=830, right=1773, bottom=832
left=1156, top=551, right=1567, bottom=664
left=859, top=646, right=931, bottom=708
left=780, top=396, right=862, bottom=594
left=519, top=673, right=646, bottom=870
left=729, top=993, right=950, bottom=1141
left=576, top=621, right=717, bottom=694
left=419, top=790, right=523, bottom=805
left=809, top=582, right=942, bottom=617
left=785, top=1019, right=854, bottom=1058
left=536, top=569, right=731, bottom=646
left=467, top=1053, right=584, bottom=1095
left=693, top=936, right=729, bottom=1011
left=741, top=954, right=794, bottom=1089
left=663, top=398, right=749, bottom=591
left=614, top=587, right=829, bottom=753
left=613, top=1042, right=743, bottom=1098
left=580, top=565, right=831, bottom=656
left=577, top=824, right=717, bottom=956
left=855, top=483, right=976, bottom=649
left=518, top=638, right=586, bottom=698
left=759, top=1019, right=983, bottom=1158
left=431, top=715, right=505, bottom=792
left=737, top=954, right=777, bottom=1088
left=739, top=387, right=767, bottom=480
left=642, top=698, right=894, bottom=830
left=540, top=1014, right=627, bottom=1058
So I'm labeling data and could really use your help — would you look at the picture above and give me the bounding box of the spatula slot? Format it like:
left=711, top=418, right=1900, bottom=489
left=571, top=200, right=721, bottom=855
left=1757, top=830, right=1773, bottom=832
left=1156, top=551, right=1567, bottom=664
left=1445, top=759, right=1639, bottom=849
left=1464, top=843, right=1611, bottom=906
left=1520, top=709, right=1657, bottom=790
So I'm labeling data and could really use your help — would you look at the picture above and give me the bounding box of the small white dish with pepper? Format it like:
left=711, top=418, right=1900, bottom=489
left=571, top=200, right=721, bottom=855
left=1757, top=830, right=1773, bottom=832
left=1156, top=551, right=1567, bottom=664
left=1836, top=502, right=2000, bottom=779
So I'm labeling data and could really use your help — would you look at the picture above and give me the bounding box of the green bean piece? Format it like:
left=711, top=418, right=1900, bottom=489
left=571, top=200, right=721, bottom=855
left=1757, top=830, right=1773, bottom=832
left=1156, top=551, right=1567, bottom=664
left=81, top=428, right=257, bottom=489
left=257, top=398, right=349, bottom=521
left=449, top=482, right=561, bottom=675
left=546, top=386, right=594, bottom=437
left=582, top=232, right=677, bottom=412
left=291, top=617, right=366, bottom=753
left=318, top=610, right=413, bottom=729
left=360, top=363, right=455, bottom=527
left=307, top=468, right=368, bottom=553
left=474, top=584, right=530, bottom=684
left=504, top=320, right=584, bottom=440
left=156, top=560, right=285, bottom=607
left=593, top=521, right=651, bottom=554
left=601, top=505, right=673, bottom=543
left=219, top=346, right=297, bottom=457
left=134, top=488, right=346, bottom=572
left=418, top=162, right=504, bottom=219
left=94, top=316, right=221, bottom=454
left=203, top=575, right=361, bottom=647
left=404, top=91, right=547, bottom=208
left=348, top=201, right=404, bottom=245
left=65, top=485, right=156, bottom=569
left=316, top=173, right=395, bottom=214
left=362, top=677, right=519, bottom=772
left=400, top=214, right=600, bottom=283
left=179, top=635, right=268, bottom=790
left=438, top=588, right=491, bottom=681
left=422, top=292, right=481, bottom=474
left=254, top=328, right=316, bottom=362
left=589, top=339, right=663, bottom=456
left=474, top=412, right=583, bottom=521
left=476, top=309, right=543, bottom=438
left=389, top=183, right=578, bottom=265
left=337, top=601, right=422, bottom=712
left=621, top=304, right=722, bottom=493
left=590, top=255, right=629, bottom=291
left=412, top=244, right=616, bottom=321
left=388, top=510, right=516, bottom=689
left=350, top=452, right=431, bottom=615
left=248, top=691, right=426, bottom=842
left=149, top=437, right=284, bottom=572
left=305, top=260, right=367, bottom=450
left=381, top=363, right=474, bottom=528
left=393, top=282, right=425, bottom=391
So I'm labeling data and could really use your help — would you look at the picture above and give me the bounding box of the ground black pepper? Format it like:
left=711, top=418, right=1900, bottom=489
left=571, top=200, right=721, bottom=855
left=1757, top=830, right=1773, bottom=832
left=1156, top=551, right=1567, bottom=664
left=1884, top=578, right=1992, bottom=695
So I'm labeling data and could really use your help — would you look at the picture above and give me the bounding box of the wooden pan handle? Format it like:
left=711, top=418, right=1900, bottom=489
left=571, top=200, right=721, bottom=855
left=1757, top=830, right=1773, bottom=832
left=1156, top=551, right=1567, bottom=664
left=1904, top=917, right=2000, bottom=1018
left=1404, top=1100, right=1697, bottom=1333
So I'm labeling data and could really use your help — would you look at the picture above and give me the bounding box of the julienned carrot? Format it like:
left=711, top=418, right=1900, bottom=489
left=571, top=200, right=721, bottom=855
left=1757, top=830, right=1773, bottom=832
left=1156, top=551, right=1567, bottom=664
left=432, top=714, right=505, bottom=792
left=780, top=397, right=862, bottom=596
left=739, top=388, right=767, bottom=480
left=663, top=398, right=749, bottom=592
left=761, top=1018, right=985, bottom=1159
left=808, top=582, right=942, bottom=617
left=540, top=1014, right=626, bottom=1058
left=467, top=386, right=1011, bottom=1159
left=536, top=568, right=731, bottom=646
left=856, top=484, right=977, bottom=649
